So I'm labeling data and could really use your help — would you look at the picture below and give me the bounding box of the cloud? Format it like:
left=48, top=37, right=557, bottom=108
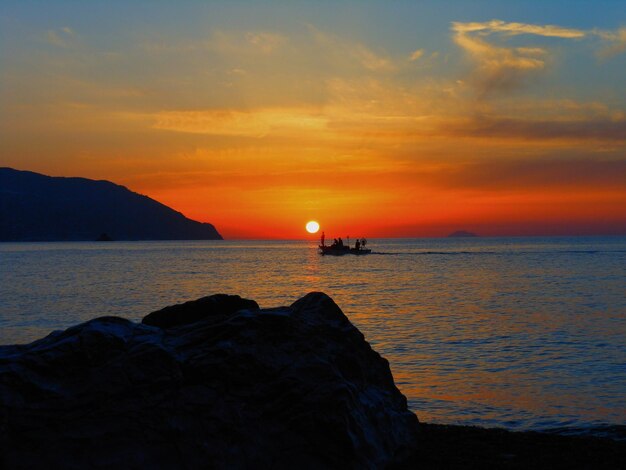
left=451, top=19, right=586, bottom=94
left=153, top=108, right=327, bottom=137
left=354, top=44, right=395, bottom=71
left=596, top=27, right=626, bottom=57
left=315, top=80, right=626, bottom=144
left=308, top=26, right=396, bottom=72
left=428, top=158, right=626, bottom=192
left=46, top=26, right=76, bottom=48
left=451, top=20, right=586, bottom=38
left=452, top=114, right=626, bottom=142
left=454, top=33, right=547, bottom=92
left=46, top=27, right=76, bottom=48
left=140, top=29, right=288, bottom=56
left=409, top=48, right=424, bottom=61
left=207, top=30, right=289, bottom=58
left=452, top=20, right=626, bottom=93
left=245, top=32, right=287, bottom=54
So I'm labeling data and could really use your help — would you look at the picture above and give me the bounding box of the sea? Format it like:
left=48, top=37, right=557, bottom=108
left=1, top=237, right=625, bottom=439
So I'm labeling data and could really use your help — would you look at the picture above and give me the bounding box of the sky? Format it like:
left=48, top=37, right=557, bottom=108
left=1, top=0, right=625, bottom=239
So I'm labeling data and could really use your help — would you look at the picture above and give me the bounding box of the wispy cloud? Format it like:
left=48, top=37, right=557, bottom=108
left=452, top=20, right=626, bottom=94
left=140, top=29, right=288, bottom=56
left=427, top=159, right=626, bottom=191
left=596, top=26, right=626, bottom=57
left=449, top=114, right=626, bottom=142
left=245, top=32, right=287, bottom=54
left=452, top=20, right=586, bottom=38
left=409, top=48, right=424, bottom=61
left=451, top=20, right=577, bottom=94
left=309, top=25, right=396, bottom=72
left=46, top=27, right=76, bottom=48
left=153, top=109, right=327, bottom=137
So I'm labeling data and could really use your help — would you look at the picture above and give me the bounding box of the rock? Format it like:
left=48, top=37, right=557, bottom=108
left=142, top=294, right=260, bottom=328
left=0, top=292, right=418, bottom=469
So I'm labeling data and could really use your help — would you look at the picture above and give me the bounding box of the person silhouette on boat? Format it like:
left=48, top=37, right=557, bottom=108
left=332, top=238, right=338, bottom=248
left=355, top=239, right=361, bottom=251
left=321, top=231, right=325, bottom=247
left=338, top=237, right=344, bottom=248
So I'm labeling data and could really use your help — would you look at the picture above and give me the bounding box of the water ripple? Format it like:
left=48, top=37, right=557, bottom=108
left=1, top=236, right=625, bottom=437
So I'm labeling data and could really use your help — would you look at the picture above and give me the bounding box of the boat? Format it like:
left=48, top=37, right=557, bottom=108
left=318, top=235, right=371, bottom=256
left=319, top=245, right=371, bottom=256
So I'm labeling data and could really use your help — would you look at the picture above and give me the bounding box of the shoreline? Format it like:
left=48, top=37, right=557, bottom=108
left=409, top=419, right=626, bottom=443
left=399, top=422, right=626, bottom=469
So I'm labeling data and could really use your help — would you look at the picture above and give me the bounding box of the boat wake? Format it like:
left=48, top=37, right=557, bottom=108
left=369, top=249, right=625, bottom=256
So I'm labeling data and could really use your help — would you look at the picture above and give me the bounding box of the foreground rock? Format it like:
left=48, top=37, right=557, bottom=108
left=0, top=292, right=418, bottom=469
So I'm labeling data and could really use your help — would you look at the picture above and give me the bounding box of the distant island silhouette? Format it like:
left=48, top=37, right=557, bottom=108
left=96, top=232, right=114, bottom=242
left=448, top=230, right=478, bottom=238
left=0, top=168, right=223, bottom=241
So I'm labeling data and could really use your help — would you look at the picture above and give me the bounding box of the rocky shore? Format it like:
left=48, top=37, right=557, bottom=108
left=1, top=292, right=624, bottom=469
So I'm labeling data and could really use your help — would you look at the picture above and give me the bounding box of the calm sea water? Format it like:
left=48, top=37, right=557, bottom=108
left=1, top=237, right=625, bottom=437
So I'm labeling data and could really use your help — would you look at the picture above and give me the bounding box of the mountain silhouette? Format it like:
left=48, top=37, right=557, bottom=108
left=447, top=230, right=478, bottom=238
left=0, top=168, right=223, bottom=241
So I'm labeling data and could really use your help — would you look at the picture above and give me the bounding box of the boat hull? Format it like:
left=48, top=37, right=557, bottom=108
left=319, top=246, right=371, bottom=256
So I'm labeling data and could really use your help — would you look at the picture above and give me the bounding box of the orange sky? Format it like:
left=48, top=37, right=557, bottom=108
left=1, top=2, right=625, bottom=238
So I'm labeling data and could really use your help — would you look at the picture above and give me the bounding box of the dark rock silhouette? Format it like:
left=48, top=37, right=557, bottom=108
left=448, top=230, right=478, bottom=237
left=0, top=167, right=222, bottom=241
left=0, top=292, right=418, bottom=469
left=142, top=293, right=260, bottom=328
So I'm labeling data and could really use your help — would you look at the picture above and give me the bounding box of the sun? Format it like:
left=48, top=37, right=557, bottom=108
left=305, top=221, right=320, bottom=234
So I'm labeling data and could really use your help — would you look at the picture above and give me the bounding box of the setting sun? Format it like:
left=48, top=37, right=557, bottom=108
left=305, top=221, right=320, bottom=234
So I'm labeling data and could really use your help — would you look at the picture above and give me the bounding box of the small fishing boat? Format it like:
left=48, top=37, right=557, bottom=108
left=318, top=235, right=371, bottom=256
left=319, top=245, right=371, bottom=256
